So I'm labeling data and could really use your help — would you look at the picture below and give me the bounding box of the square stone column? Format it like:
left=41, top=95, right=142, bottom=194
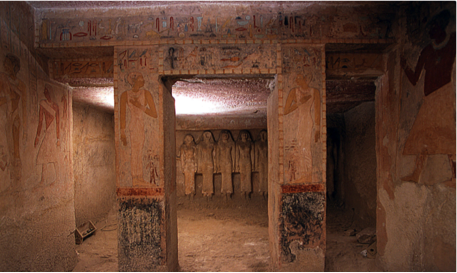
left=114, top=46, right=177, bottom=271
left=269, top=44, right=327, bottom=271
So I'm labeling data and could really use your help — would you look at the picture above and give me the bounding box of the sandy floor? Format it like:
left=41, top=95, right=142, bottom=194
left=72, top=208, right=118, bottom=272
left=325, top=201, right=381, bottom=272
left=177, top=197, right=270, bottom=272
left=72, top=197, right=380, bottom=272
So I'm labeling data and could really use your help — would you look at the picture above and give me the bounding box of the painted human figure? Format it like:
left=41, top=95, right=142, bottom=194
left=400, top=10, right=456, bottom=182
left=0, top=53, right=27, bottom=179
left=236, top=130, right=254, bottom=199
left=34, top=84, right=59, bottom=185
left=255, top=130, right=268, bottom=198
left=178, top=134, right=197, bottom=197
left=284, top=73, right=321, bottom=183
left=216, top=130, right=235, bottom=199
left=120, top=72, right=157, bottom=187
left=197, top=131, right=216, bottom=198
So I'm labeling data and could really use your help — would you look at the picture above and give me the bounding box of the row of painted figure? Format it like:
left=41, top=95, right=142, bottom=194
left=178, top=130, right=268, bottom=198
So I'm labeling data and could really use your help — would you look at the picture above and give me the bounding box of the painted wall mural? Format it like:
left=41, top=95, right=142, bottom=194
left=0, top=53, right=26, bottom=182
left=0, top=5, right=70, bottom=190
left=34, top=84, right=60, bottom=185
left=277, top=45, right=326, bottom=269
left=37, top=6, right=395, bottom=46
left=0, top=49, right=66, bottom=194
left=0, top=4, right=76, bottom=269
left=400, top=9, right=456, bottom=183
left=115, top=47, right=161, bottom=188
left=375, top=5, right=456, bottom=271
left=282, top=45, right=324, bottom=184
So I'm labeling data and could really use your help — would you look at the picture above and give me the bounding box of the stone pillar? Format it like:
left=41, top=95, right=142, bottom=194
left=114, top=46, right=177, bottom=271
left=270, top=44, right=326, bottom=271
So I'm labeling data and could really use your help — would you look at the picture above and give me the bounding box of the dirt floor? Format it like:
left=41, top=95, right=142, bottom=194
left=325, top=200, right=381, bottom=272
left=72, top=196, right=381, bottom=272
left=176, top=196, right=270, bottom=272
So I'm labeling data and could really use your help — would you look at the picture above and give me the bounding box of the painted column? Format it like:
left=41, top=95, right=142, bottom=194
left=114, top=46, right=177, bottom=271
left=273, top=44, right=327, bottom=271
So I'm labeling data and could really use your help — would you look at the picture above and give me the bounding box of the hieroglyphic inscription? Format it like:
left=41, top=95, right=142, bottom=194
left=162, top=44, right=276, bottom=71
left=118, top=48, right=158, bottom=73
left=37, top=7, right=395, bottom=46
left=326, top=53, right=385, bottom=76
left=51, top=58, right=114, bottom=79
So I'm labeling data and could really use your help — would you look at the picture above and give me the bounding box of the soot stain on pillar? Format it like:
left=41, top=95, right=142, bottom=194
left=118, top=197, right=163, bottom=271
left=280, top=192, right=325, bottom=263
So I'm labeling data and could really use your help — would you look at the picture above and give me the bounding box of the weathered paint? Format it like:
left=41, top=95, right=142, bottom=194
left=118, top=197, right=165, bottom=271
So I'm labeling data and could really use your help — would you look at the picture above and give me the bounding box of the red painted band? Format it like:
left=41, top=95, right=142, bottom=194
left=117, top=187, right=164, bottom=196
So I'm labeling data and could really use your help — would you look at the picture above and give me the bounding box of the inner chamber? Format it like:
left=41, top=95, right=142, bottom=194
left=171, top=77, right=272, bottom=272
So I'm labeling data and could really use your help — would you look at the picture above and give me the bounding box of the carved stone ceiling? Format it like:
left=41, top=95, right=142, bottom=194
left=172, top=78, right=273, bottom=118
left=70, top=77, right=274, bottom=117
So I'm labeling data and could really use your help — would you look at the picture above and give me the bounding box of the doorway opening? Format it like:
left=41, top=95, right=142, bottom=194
left=167, top=75, right=274, bottom=271
left=325, top=78, right=378, bottom=271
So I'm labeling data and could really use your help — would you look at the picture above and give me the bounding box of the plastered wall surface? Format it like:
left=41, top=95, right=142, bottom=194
left=0, top=2, right=77, bottom=271
left=73, top=103, right=116, bottom=227
left=376, top=3, right=456, bottom=271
